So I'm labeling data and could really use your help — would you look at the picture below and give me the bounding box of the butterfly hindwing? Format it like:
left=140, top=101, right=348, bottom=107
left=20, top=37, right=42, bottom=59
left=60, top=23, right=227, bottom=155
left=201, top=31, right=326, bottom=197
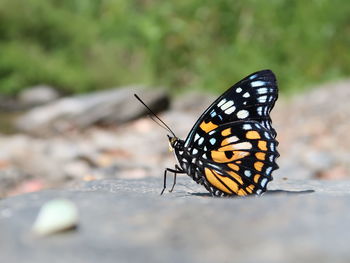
left=184, top=70, right=278, bottom=150
left=184, top=120, right=278, bottom=196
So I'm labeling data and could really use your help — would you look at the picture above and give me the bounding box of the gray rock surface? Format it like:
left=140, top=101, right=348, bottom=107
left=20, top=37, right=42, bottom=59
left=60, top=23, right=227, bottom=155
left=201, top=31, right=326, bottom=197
left=18, top=85, right=60, bottom=107
left=1, top=177, right=350, bottom=263
left=15, top=86, right=169, bottom=135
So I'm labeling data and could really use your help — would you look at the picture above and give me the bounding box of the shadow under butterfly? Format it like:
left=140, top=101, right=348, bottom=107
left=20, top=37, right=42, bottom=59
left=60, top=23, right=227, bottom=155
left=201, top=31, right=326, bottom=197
left=136, top=70, right=295, bottom=197
left=189, top=189, right=315, bottom=198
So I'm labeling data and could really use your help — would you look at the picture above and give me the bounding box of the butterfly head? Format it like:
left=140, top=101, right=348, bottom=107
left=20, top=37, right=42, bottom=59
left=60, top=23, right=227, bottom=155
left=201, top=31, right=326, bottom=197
left=167, top=135, right=178, bottom=152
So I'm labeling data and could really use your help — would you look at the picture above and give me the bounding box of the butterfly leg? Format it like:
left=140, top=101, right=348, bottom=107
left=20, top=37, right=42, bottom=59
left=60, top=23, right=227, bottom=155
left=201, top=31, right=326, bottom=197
left=161, top=166, right=185, bottom=195
left=169, top=165, right=184, bottom=193
left=161, top=168, right=177, bottom=195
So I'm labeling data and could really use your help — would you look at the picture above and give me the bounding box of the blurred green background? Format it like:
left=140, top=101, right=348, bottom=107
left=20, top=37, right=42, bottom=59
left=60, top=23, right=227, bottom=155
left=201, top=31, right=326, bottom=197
left=0, top=0, right=349, bottom=95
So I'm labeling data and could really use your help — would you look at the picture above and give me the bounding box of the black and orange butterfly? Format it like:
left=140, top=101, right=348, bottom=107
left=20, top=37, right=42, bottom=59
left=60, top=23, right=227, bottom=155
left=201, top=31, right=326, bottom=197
left=135, top=69, right=279, bottom=197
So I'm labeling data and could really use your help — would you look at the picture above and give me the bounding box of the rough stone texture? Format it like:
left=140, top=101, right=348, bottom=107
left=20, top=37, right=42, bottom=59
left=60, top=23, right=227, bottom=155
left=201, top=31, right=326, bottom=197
left=1, top=177, right=350, bottom=263
left=15, top=86, right=169, bottom=135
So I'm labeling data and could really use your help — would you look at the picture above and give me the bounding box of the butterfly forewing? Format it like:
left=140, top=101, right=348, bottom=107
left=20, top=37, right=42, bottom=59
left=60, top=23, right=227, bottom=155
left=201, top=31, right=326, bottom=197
left=185, top=70, right=278, bottom=149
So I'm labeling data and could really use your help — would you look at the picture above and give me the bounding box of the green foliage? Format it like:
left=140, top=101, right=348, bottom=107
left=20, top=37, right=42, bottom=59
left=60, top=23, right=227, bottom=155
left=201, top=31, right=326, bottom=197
left=0, top=0, right=349, bottom=95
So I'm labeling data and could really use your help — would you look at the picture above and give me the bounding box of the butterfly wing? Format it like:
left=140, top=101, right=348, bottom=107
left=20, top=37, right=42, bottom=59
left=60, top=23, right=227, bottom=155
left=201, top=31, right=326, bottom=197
left=184, top=70, right=278, bottom=150
left=180, top=70, right=278, bottom=196
left=191, top=120, right=279, bottom=196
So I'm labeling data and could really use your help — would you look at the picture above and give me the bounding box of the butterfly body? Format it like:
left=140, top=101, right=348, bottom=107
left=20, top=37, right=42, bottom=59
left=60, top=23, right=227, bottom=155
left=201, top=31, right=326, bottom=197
left=167, top=70, right=279, bottom=197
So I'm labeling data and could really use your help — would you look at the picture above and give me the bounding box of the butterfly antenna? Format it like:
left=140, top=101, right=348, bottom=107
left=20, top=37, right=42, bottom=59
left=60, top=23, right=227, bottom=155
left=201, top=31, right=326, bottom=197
left=134, top=94, right=176, bottom=137
left=148, top=114, right=173, bottom=134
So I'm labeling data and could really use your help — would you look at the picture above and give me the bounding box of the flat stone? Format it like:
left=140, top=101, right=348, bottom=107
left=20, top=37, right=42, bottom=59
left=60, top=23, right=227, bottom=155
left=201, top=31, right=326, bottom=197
left=15, top=86, right=169, bottom=135
left=1, top=177, right=350, bottom=263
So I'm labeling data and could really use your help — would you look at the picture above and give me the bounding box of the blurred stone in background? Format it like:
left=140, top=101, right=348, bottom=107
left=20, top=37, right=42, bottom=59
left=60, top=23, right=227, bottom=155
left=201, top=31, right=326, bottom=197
left=18, top=85, right=61, bottom=108
left=15, top=86, right=169, bottom=136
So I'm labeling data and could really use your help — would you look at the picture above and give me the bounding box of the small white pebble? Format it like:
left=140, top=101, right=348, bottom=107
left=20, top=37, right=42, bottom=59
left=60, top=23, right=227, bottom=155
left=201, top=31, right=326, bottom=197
left=32, top=199, right=79, bottom=236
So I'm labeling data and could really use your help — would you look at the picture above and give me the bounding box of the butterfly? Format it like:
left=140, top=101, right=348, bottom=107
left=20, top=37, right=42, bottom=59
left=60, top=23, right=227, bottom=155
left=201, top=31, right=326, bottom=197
left=135, top=69, right=279, bottom=197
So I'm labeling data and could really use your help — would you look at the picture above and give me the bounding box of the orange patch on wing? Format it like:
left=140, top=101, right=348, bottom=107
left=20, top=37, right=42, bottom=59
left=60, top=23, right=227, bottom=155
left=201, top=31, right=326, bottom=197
left=255, top=152, right=266, bottom=160
left=221, top=128, right=231, bottom=136
left=246, top=131, right=261, bottom=139
left=254, top=174, right=261, bottom=183
left=254, top=161, right=264, bottom=171
left=246, top=184, right=255, bottom=194
left=204, top=168, right=238, bottom=194
left=211, top=150, right=249, bottom=163
left=227, top=171, right=244, bottom=184
left=228, top=163, right=239, bottom=171
left=258, top=140, right=268, bottom=151
left=200, top=121, right=218, bottom=133
left=237, top=189, right=248, bottom=196
left=245, top=184, right=254, bottom=194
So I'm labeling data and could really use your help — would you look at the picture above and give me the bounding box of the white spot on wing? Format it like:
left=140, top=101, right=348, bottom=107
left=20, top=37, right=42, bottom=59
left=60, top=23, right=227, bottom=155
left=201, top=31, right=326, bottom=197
left=244, top=170, right=251, bottom=177
left=232, top=142, right=252, bottom=150
left=264, top=107, right=269, bottom=115
left=243, top=92, right=250, bottom=98
left=243, top=124, right=252, bottom=130
left=257, top=88, right=268, bottom=94
left=258, top=96, right=267, bottom=103
left=192, top=148, right=198, bottom=155
left=194, top=133, right=200, bottom=142
left=198, top=137, right=204, bottom=145
left=261, top=178, right=268, bottom=187
left=210, top=110, right=217, bottom=117
left=237, top=110, right=249, bottom=119
left=256, top=189, right=263, bottom=195
left=236, top=87, right=242, bottom=93
left=251, top=81, right=265, bottom=87
left=257, top=106, right=263, bottom=115
left=221, top=100, right=234, bottom=110
left=218, top=99, right=227, bottom=107
left=266, top=167, right=272, bottom=175
left=225, top=106, right=236, bottom=114
left=249, top=74, right=258, bottom=80
left=228, top=136, right=239, bottom=143
left=210, top=138, right=216, bottom=145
